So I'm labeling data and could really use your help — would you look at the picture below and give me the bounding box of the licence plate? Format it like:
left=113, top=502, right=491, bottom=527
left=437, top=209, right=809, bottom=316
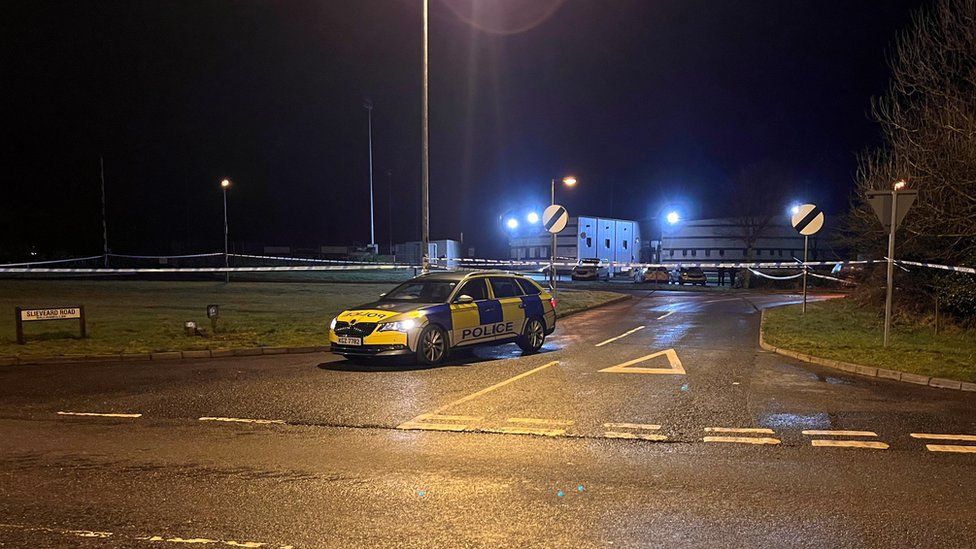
left=337, top=336, right=362, bottom=346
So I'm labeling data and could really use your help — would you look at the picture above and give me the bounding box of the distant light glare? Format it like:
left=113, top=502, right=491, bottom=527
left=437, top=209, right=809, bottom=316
left=506, top=217, right=519, bottom=229
left=666, top=211, right=680, bottom=225
left=527, top=212, right=540, bottom=224
left=790, top=204, right=801, bottom=215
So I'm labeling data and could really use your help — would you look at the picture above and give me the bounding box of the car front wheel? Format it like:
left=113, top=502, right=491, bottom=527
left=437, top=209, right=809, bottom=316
left=416, top=325, right=449, bottom=365
left=517, top=318, right=546, bottom=354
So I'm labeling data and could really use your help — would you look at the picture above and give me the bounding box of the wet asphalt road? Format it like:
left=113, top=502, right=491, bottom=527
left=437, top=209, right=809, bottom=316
left=2, top=289, right=975, bottom=548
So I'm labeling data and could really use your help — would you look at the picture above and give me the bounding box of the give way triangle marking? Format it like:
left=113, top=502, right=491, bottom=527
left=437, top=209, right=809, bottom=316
left=598, top=348, right=685, bottom=375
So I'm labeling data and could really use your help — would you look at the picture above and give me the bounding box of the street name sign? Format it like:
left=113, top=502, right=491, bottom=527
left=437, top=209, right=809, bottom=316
left=543, top=204, right=569, bottom=234
left=15, top=306, right=86, bottom=344
left=791, top=204, right=825, bottom=236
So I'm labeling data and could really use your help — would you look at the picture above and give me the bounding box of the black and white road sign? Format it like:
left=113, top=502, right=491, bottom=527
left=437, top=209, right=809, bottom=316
left=791, top=204, right=825, bottom=236
left=543, top=204, right=569, bottom=234
left=866, top=190, right=917, bottom=230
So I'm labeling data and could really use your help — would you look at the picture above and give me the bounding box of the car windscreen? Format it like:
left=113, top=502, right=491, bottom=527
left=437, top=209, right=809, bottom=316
left=381, top=280, right=457, bottom=303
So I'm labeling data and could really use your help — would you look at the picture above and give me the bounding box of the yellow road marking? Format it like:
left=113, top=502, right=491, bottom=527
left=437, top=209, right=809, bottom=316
left=926, top=444, right=976, bottom=453
left=198, top=417, right=285, bottom=425
left=911, top=433, right=976, bottom=442
left=418, top=413, right=483, bottom=422
left=802, top=430, right=878, bottom=437
left=595, top=326, right=646, bottom=347
left=604, top=431, right=668, bottom=441
left=656, top=311, right=674, bottom=320
left=506, top=417, right=574, bottom=426
left=811, top=440, right=889, bottom=450
left=704, top=427, right=774, bottom=434
left=400, top=360, right=559, bottom=426
left=481, top=426, right=566, bottom=437
left=397, top=421, right=468, bottom=432
left=57, top=411, right=142, bottom=418
left=603, top=422, right=661, bottom=430
left=599, top=349, right=685, bottom=375
left=703, top=436, right=780, bottom=445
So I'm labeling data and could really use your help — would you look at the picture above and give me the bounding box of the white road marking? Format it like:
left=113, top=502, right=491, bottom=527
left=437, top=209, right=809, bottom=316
left=910, top=433, right=976, bottom=442
left=57, top=411, right=142, bottom=418
left=704, top=427, right=775, bottom=434
left=703, top=436, right=781, bottom=445
left=656, top=311, right=674, bottom=320
left=418, top=413, right=483, bottom=422
left=802, top=430, right=878, bottom=437
left=925, top=444, right=976, bottom=454
left=198, top=417, right=285, bottom=425
left=603, top=422, right=661, bottom=430
left=604, top=431, right=668, bottom=441
left=595, top=326, right=645, bottom=347
left=397, top=421, right=467, bottom=432
left=599, top=349, right=685, bottom=375
left=481, top=426, right=566, bottom=437
left=506, top=417, right=574, bottom=426
left=811, top=440, right=889, bottom=450
left=703, top=298, right=739, bottom=304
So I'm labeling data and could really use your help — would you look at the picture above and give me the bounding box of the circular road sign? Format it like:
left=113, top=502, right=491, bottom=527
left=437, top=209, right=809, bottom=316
left=791, top=203, right=825, bottom=236
left=543, top=204, right=569, bottom=234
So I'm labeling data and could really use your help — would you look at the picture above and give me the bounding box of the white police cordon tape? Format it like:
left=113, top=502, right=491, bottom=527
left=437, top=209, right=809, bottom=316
left=108, top=252, right=224, bottom=259
left=230, top=253, right=391, bottom=265
left=896, top=260, right=976, bottom=275
left=0, top=265, right=420, bottom=274
left=809, top=272, right=857, bottom=285
left=433, top=257, right=881, bottom=270
left=0, top=255, right=104, bottom=267
left=748, top=268, right=803, bottom=280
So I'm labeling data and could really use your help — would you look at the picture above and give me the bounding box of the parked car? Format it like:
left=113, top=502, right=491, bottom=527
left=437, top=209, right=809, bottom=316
left=634, top=266, right=670, bottom=284
left=571, top=258, right=611, bottom=281
left=676, top=267, right=707, bottom=286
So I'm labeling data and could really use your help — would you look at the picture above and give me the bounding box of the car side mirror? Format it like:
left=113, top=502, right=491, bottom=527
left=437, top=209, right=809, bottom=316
left=455, top=294, right=474, bottom=304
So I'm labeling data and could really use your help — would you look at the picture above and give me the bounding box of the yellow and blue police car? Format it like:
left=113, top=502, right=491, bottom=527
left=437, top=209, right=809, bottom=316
left=329, top=271, right=556, bottom=365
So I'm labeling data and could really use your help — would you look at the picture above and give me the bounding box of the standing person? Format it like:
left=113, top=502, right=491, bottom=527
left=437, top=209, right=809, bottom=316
left=717, top=267, right=726, bottom=286
left=729, top=268, right=737, bottom=288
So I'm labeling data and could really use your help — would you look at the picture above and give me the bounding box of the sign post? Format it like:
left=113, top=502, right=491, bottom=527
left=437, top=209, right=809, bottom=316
left=866, top=185, right=917, bottom=347
left=14, top=306, right=86, bottom=344
left=790, top=204, right=825, bottom=314
left=207, top=304, right=220, bottom=334
left=543, top=204, right=569, bottom=296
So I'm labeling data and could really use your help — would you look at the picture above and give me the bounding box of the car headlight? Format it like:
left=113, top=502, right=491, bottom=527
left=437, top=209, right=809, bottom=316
left=329, top=317, right=337, bottom=330
left=377, top=318, right=418, bottom=332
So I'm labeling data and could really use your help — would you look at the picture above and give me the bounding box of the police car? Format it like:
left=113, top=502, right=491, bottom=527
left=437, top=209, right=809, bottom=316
left=329, top=271, right=556, bottom=365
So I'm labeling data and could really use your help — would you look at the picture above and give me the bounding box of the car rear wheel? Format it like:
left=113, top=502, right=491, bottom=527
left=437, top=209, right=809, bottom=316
left=517, top=318, right=546, bottom=354
left=416, top=325, right=449, bottom=365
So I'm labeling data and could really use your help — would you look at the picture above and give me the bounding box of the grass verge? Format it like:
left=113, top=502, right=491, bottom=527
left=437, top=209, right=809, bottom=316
left=0, top=280, right=623, bottom=357
left=764, top=298, right=976, bottom=382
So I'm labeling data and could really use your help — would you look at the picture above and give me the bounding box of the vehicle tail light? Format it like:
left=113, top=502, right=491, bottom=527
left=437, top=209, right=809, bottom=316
left=550, top=297, right=557, bottom=309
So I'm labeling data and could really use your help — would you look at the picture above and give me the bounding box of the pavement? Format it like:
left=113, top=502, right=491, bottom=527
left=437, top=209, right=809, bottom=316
left=1, top=289, right=975, bottom=548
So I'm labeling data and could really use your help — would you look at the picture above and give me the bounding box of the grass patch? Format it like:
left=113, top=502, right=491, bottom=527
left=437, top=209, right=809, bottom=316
left=764, top=298, right=976, bottom=382
left=0, top=280, right=623, bottom=357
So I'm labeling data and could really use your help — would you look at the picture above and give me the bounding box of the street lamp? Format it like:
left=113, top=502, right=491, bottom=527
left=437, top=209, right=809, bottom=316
left=220, top=179, right=231, bottom=283
left=549, top=175, right=577, bottom=291
left=666, top=211, right=680, bottom=225
left=527, top=211, right=540, bottom=224
left=506, top=217, right=519, bottom=230
left=790, top=204, right=801, bottom=215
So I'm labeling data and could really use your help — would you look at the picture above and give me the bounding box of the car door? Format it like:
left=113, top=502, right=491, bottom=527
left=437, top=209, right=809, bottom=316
left=449, top=277, right=491, bottom=347
left=488, top=276, right=527, bottom=339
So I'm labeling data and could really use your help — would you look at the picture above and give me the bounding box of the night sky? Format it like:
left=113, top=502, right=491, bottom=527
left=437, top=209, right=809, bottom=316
left=1, top=0, right=924, bottom=259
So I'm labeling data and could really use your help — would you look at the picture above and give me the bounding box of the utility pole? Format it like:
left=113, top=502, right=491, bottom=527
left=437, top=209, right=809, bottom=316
left=364, top=98, right=376, bottom=254
left=99, top=156, right=109, bottom=267
left=421, top=0, right=430, bottom=273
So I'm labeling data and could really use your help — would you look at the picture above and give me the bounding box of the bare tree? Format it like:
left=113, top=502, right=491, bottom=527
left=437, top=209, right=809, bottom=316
left=848, top=0, right=976, bottom=265
left=727, top=163, right=789, bottom=286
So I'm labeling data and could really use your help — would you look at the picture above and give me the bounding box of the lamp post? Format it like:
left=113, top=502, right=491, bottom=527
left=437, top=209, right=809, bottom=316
left=420, top=0, right=430, bottom=273
left=220, top=178, right=231, bottom=283
left=549, top=176, right=577, bottom=291
left=883, top=180, right=907, bottom=347
left=364, top=98, right=376, bottom=254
